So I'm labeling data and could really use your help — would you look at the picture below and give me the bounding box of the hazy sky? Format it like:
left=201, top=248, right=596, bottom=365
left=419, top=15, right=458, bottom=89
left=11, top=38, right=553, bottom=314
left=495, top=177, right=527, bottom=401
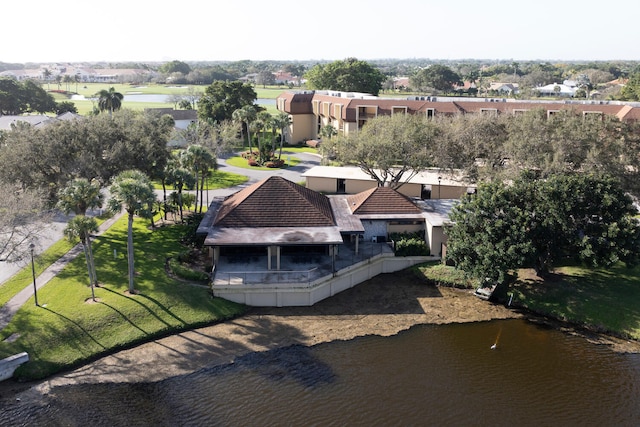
left=3, top=0, right=639, bottom=64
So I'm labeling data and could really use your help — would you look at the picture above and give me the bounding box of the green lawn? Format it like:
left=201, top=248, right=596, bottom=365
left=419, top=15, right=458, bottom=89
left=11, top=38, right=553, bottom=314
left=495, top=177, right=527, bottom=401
left=49, top=83, right=287, bottom=115
left=225, top=155, right=301, bottom=170
left=0, top=239, right=76, bottom=307
left=0, top=216, right=246, bottom=380
left=416, top=262, right=640, bottom=341
left=152, top=169, right=248, bottom=190
left=505, top=264, right=640, bottom=340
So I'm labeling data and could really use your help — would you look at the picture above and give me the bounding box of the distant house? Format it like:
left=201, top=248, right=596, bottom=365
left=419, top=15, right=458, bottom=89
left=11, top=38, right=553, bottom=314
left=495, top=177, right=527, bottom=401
left=0, top=113, right=82, bottom=131
left=488, top=82, right=519, bottom=95
left=0, top=65, right=154, bottom=84
left=533, top=81, right=577, bottom=97
left=145, top=108, right=198, bottom=146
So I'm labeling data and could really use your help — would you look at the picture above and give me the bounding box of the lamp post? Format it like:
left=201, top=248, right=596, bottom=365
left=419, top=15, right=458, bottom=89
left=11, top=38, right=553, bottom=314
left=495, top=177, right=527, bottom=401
left=438, top=176, right=442, bottom=199
left=30, top=243, right=38, bottom=307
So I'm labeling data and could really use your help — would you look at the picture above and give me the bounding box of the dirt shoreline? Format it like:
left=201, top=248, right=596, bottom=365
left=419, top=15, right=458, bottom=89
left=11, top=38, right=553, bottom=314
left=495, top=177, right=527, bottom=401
left=1, top=271, right=639, bottom=401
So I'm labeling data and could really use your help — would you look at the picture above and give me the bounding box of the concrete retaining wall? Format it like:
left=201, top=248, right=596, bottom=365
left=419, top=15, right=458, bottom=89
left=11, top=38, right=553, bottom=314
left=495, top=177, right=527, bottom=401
left=0, top=352, right=29, bottom=382
left=212, top=255, right=438, bottom=307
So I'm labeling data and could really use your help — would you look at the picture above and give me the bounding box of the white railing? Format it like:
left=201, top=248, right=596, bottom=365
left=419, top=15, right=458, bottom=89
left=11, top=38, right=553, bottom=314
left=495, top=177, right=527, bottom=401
left=214, top=267, right=320, bottom=286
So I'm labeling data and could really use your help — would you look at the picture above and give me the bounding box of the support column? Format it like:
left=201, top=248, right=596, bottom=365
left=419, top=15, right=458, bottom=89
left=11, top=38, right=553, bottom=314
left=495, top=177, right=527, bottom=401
left=276, top=246, right=281, bottom=270
left=212, top=247, right=219, bottom=266
left=355, top=234, right=359, bottom=255
left=267, top=246, right=272, bottom=270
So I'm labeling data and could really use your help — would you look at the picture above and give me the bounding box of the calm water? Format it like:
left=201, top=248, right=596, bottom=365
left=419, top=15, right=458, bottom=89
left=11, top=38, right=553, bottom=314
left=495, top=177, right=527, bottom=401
left=2, top=319, right=639, bottom=426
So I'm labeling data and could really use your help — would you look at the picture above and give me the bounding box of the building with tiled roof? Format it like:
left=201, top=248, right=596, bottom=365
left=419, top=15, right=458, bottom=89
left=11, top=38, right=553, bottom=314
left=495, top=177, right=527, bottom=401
left=199, top=176, right=455, bottom=274
left=198, top=175, right=453, bottom=306
left=276, top=90, right=640, bottom=144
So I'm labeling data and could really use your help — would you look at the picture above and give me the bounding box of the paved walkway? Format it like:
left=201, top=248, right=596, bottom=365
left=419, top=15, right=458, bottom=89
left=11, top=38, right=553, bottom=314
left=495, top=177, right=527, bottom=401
left=0, top=213, right=123, bottom=330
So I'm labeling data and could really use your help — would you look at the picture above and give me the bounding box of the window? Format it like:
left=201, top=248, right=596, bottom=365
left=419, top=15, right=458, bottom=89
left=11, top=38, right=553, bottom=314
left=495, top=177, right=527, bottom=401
left=322, top=102, right=331, bottom=116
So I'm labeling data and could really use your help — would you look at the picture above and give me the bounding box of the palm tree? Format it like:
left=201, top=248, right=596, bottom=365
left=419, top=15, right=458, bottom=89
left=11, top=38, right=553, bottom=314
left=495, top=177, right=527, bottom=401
left=57, top=178, right=104, bottom=216
left=64, top=216, right=99, bottom=301
left=232, top=105, right=257, bottom=156
left=56, top=178, right=104, bottom=290
left=272, top=112, right=291, bottom=160
left=96, top=87, right=124, bottom=116
left=183, top=145, right=216, bottom=213
left=42, top=68, right=51, bottom=90
left=165, top=164, right=196, bottom=222
left=256, top=111, right=273, bottom=163
left=108, top=170, right=156, bottom=294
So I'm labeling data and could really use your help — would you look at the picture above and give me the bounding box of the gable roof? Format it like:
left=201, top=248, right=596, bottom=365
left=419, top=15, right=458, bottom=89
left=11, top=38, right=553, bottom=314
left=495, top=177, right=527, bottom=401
left=347, top=187, right=422, bottom=215
left=214, top=176, right=335, bottom=227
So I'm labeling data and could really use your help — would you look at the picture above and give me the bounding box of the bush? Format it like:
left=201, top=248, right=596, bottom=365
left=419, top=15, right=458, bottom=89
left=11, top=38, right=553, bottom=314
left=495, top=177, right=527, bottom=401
left=413, top=262, right=476, bottom=289
left=390, top=232, right=430, bottom=257
left=265, top=159, right=285, bottom=168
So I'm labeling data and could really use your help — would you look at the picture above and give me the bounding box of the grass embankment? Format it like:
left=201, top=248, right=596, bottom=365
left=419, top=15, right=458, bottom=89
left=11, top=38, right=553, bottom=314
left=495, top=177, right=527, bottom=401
left=416, top=261, right=640, bottom=341
left=504, top=265, right=640, bottom=340
left=0, top=216, right=246, bottom=380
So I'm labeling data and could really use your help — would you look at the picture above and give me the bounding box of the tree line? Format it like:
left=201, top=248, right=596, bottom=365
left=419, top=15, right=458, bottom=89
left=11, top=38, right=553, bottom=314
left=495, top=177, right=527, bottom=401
left=323, top=110, right=640, bottom=199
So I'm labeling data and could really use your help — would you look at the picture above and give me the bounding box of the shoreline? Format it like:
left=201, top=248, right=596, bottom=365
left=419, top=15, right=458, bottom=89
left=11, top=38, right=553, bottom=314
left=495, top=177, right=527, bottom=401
left=1, top=270, right=639, bottom=402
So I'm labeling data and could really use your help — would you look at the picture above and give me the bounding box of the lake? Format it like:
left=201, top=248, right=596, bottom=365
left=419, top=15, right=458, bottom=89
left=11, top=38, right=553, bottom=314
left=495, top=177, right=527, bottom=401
left=3, top=318, right=639, bottom=426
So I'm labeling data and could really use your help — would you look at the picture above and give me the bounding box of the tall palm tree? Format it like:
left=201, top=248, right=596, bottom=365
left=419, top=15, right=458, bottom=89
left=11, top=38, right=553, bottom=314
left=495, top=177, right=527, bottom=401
left=64, top=216, right=99, bottom=301
left=42, top=68, right=51, bottom=90
left=57, top=178, right=104, bottom=289
left=108, top=170, right=156, bottom=294
left=57, top=178, right=104, bottom=216
left=232, top=105, right=257, bottom=156
left=96, top=87, right=124, bottom=116
left=272, top=112, right=291, bottom=160
left=165, top=164, right=196, bottom=222
left=256, top=111, right=273, bottom=162
left=183, top=145, right=216, bottom=213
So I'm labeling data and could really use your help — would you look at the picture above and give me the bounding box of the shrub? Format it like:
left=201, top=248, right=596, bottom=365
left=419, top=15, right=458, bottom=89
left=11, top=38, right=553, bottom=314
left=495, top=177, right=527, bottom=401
left=390, top=232, right=430, bottom=257
left=413, top=262, right=476, bottom=289
left=265, top=159, right=285, bottom=168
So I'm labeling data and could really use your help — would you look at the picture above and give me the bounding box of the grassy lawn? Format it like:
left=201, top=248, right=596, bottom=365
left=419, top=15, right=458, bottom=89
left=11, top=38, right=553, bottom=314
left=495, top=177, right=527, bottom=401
left=0, top=239, right=76, bottom=307
left=415, top=261, right=640, bottom=341
left=226, top=155, right=302, bottom=170
left=505, top=264, right=640, bottom=340
left=152, top=169, right=248, bottom=190
left=49, top=83, right=286, bottom=115
left=0, top=216, right=246, bottom=380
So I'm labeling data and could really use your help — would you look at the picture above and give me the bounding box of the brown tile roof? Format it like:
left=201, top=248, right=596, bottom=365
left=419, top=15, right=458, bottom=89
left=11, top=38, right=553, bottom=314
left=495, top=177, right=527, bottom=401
left=347, top=187, right=422, bottom=215
left=214, top=176, right=335, bottom=227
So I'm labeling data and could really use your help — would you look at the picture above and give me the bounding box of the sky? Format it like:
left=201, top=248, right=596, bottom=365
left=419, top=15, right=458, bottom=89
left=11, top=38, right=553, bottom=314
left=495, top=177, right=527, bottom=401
left=3, top=0, right=640, bottom=64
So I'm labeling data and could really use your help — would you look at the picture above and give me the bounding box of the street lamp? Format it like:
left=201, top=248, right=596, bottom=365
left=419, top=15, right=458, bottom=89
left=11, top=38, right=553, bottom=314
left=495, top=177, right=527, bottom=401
left=30, top=243, right=38, bottom=307
left=438, top=176, right=442, bottom=199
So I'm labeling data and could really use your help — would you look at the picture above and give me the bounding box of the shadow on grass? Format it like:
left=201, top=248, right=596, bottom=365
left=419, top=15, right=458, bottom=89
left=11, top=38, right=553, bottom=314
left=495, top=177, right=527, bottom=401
left=42, top=306, right=107, bottom=351
left=100, top=287, right=184, bottom=328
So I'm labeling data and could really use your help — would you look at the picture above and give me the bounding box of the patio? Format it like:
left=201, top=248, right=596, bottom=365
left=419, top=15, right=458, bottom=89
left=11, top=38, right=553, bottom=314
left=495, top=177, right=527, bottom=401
left=212, top=241, right=394, bottom=286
